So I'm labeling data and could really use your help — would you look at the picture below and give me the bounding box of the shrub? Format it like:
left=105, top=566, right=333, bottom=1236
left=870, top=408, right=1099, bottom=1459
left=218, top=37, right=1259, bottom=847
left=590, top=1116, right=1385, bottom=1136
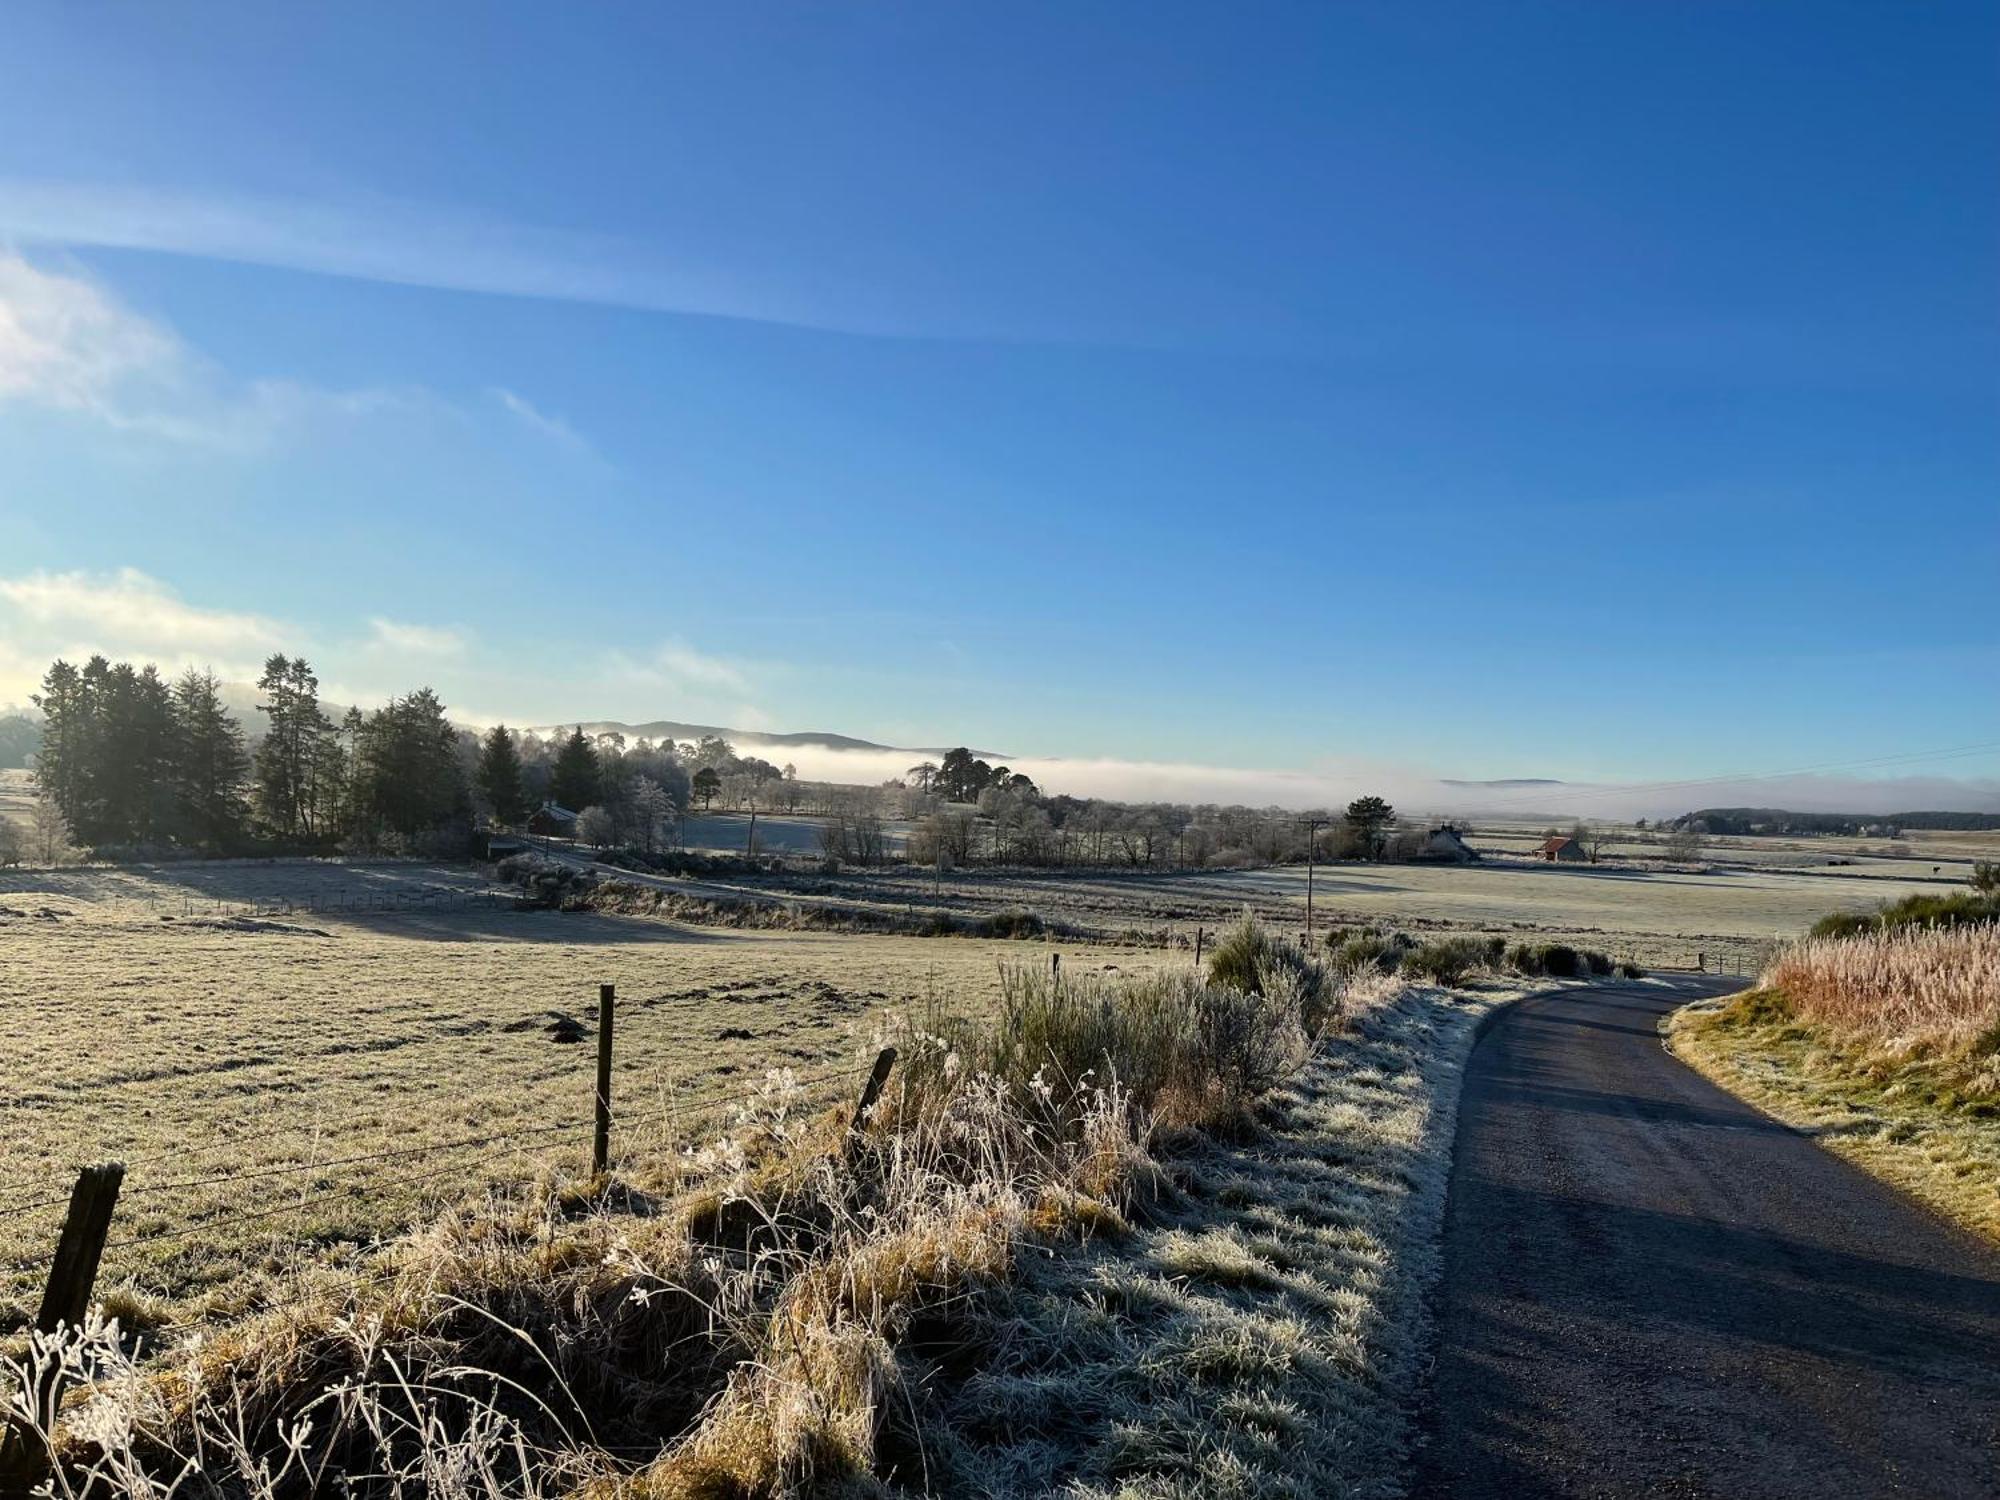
left=1809, top=890, right=2000, bottom=940
left=1618, top=960, right=1647, bottom=979
left=1531, top=943, right=1580, bottom=977
left=976, top=906, right=1046, bottom=939
left=911, top=961, right=1313, bottom=1136
left=1330, top=932, right=1406, bottom=977
left=1206, top=912, right=1333, bottom=1030
left=1503, top=941, right=1612, bottom=978
left=1401, top=936, right=1491, bottom=985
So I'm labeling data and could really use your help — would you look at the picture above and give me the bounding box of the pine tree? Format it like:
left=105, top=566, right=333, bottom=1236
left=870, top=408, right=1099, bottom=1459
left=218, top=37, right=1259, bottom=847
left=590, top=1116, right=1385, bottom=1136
left=1343, top=795, right=1396, bottom=861
left=170, top=668, right=250, bottom=850
left=30, top=659, right=90, bottom=835
left=255, top=654, right=332, bottom=841
left=548, top=726, right=600, bottom=811
left=353, top=689, right=468, bottom=841
left=477, top=724, right=528, bottom=826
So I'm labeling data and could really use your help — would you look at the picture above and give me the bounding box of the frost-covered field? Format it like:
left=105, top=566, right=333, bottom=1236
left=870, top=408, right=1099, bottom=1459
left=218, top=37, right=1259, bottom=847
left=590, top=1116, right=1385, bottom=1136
left=0, top=859, right=1164, bottom=1326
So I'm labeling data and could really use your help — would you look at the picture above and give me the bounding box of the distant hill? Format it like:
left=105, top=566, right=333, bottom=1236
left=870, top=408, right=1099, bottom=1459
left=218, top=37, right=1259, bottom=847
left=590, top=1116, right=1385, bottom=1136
left=1440, top=778, right=1565, bottom=789
left=537, top=719, right=1008, bottom=760
left=1677, top=806, right=2000, bottom=835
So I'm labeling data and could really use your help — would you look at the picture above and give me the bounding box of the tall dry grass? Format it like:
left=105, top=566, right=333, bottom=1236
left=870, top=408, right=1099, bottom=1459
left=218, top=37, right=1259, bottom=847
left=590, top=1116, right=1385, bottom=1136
left=1767, top=924, right=2000, bottom=1055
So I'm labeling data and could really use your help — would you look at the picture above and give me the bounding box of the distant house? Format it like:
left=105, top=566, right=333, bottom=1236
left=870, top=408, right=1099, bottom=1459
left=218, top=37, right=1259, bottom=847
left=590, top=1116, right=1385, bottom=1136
left=1536, top=835, right=1587, bottom=863
left=526, top=802, right=579, bottom=838
left=1419, top=825, right=1480, bottom=863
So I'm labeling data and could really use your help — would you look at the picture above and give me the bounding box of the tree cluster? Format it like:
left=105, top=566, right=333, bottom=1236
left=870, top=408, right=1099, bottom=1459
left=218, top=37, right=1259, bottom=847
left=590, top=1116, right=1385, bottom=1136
left=904, top=747, right=1038, bottom=805
left=32, top=657, right=252, bottom=852
left=28, top=652, right=477, bottom=857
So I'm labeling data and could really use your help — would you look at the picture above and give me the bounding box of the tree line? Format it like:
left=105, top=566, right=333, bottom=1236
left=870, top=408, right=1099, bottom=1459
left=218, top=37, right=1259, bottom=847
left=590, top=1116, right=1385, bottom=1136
left=28, top=654, right=475, bottom=856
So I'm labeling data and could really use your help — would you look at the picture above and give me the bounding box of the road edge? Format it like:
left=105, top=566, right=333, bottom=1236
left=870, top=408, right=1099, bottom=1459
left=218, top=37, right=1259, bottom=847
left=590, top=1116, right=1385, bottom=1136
left=1665, top=994, right=2000, bottom=1247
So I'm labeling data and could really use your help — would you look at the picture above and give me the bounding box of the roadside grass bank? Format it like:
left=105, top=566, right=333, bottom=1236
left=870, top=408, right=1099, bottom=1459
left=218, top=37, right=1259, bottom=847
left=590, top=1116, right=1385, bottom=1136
left=9, top=923, right=1530, bottom=1498
left=1669, top=925, right=2000, bottom=1243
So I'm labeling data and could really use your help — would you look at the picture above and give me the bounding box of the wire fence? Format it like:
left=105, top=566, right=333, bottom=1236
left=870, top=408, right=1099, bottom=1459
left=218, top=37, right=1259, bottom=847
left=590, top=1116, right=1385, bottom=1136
left=0, top=1004, right=877, bottom=1297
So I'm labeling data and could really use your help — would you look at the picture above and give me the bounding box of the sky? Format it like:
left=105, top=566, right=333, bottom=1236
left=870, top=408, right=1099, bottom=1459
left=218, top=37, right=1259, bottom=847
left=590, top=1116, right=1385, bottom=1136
left=1, top=2, right=1995, bottom=809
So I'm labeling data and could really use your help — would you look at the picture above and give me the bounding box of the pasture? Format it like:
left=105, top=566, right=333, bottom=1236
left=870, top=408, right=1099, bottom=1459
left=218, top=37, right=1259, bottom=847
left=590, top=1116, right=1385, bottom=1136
left=0, top=859, right=1161, bottom=1328
left=0, top=824, right=1978, bottom=1329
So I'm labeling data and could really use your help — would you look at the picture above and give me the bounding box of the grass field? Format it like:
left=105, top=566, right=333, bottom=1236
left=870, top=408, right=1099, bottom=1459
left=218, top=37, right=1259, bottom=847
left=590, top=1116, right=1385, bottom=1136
left=1, top=819, right=1978, bottom=1332
left=737, top=854, right=1951, bottom=973
left=0, top=860, right=1165, bottom=1329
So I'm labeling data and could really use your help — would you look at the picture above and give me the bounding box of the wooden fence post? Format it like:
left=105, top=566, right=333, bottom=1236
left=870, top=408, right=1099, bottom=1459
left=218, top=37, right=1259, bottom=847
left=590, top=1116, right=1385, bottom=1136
left=851, top=1047, right=898, bottom=1131
left=37, top=1163, right=123, bottom=1334
left=1194, top=926, right=1206, bottom=968
left=2, top=1163, right=123, bottom=1490
left=593, top=984, right=615, bottom=1177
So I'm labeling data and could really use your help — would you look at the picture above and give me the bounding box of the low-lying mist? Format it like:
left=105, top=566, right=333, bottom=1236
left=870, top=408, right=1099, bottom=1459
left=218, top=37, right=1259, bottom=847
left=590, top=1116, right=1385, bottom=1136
left=752, top=742, right=2000, bottom=822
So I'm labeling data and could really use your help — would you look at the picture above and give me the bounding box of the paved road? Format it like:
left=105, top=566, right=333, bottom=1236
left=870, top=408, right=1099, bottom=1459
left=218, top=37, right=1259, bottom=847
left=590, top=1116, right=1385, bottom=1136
left=1414, top=978, right=2000, bottom=1499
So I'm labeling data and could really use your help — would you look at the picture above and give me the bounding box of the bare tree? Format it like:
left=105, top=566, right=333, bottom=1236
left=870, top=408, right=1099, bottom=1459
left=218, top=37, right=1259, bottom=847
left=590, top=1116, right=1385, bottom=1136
left=1573, top=822, right=1614, bottom=864
left=1663, top=827, right=1702, bottom=864
left=31, top=790, right=73, bottom=865
left=575, top=804, right=615, bottom=848
left=0, top=816, right=23, bottom=867
left=630, top=776, right=673, bottom=854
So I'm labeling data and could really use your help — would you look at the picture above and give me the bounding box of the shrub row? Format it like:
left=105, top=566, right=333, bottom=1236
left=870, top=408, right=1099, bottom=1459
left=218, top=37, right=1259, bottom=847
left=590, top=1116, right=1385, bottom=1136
left=1318, top=923, right=1635, bottom=983
left=1809, top=890, right=2000, bottom=941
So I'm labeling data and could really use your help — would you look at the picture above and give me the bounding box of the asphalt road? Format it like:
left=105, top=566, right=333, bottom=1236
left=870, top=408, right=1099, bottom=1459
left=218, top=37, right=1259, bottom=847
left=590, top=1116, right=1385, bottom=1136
left=1413, top=978, right=2000, bottom=1499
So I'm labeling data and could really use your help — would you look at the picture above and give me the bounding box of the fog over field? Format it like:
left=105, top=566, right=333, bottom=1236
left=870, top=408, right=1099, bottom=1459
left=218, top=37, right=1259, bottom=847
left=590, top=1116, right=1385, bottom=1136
left=603, top=732, right=2000, bottom=822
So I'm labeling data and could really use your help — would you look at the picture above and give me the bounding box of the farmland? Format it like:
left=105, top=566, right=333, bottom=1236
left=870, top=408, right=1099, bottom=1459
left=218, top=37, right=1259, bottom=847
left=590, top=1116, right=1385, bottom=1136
left=0, top=859, right=1168, bottom=1328
left=1, top=824, right=1968, bottom=1327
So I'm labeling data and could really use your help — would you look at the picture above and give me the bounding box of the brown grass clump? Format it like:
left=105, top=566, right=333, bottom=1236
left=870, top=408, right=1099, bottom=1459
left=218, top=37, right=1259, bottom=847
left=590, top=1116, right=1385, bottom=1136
left=1766, top=925, right=2000, bottom=1064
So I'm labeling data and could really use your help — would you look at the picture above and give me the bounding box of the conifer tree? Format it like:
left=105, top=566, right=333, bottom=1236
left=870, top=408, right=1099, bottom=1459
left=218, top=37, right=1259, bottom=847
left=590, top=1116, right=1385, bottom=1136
left=476, top=724, right=528, bottom=825
left=170, top=668, right=250, bottom=849
left=548, top=726, right=600, bottom=810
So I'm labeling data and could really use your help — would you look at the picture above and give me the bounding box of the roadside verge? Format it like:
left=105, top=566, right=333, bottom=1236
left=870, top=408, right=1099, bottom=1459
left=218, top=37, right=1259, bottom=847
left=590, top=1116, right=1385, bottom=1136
left=1668, top=991, right=2000, bottom=1244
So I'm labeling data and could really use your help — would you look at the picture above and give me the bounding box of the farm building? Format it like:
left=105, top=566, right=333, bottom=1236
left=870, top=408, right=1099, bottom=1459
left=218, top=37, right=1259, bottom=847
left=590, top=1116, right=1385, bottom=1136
left=1536, top=835, right=1588, bottom=863
left=526, top=802, right=579, bottom=838
left=1419, top=825, right=1480, bottom=862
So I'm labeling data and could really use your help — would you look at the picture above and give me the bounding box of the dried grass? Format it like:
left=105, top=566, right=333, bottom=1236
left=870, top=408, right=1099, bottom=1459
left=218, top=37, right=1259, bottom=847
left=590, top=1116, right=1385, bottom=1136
left=1765, top=925, right=2000, bottom=1058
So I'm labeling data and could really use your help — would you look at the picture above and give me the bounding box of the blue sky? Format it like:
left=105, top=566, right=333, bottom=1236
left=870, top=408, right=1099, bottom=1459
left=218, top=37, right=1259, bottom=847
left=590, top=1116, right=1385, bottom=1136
left=1, top=2, right=1995, bottom=801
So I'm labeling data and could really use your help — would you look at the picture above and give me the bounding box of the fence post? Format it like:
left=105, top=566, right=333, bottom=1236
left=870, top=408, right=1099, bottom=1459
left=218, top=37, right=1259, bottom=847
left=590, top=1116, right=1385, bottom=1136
left=851, top=1046, right=898, bottom=1131
left=592, top=984, right=615, bottom=1177
left=1194, top=925, right=1206, bottom=968
left=37, top=1163, right=124, bottom=1334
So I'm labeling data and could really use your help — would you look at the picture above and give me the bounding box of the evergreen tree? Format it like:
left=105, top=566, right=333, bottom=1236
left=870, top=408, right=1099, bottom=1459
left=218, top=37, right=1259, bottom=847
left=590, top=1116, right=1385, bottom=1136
left=254, top=654, right=333, bottom=841
left=1343, top=795, right=1396, bottom=860
left=692, top=766, right=721, bottom=810
left=170, top=668, right=250, bottom=850
left=353, top=689, right=468, bottom=841
left=29, top=659, right=89, bottom=833
left=548, top=726, right=600, bottom=810
left=477, top=724, right=528, bottom=825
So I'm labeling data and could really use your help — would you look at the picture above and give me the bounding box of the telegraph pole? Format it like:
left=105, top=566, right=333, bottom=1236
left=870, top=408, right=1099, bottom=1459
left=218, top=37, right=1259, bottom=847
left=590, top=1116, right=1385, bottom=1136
left=1301, top=815, right=1328, bottom=944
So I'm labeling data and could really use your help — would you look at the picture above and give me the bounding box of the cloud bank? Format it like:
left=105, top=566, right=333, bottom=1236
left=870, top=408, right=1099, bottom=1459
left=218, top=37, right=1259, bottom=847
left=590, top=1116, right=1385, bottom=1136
left=727, top=741, right=2000, bottom=822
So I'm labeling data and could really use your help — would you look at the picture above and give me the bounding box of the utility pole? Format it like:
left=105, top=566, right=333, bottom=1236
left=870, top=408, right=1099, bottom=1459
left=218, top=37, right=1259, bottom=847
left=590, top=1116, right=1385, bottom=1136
left=1301, top=816, right=1328, bottom=944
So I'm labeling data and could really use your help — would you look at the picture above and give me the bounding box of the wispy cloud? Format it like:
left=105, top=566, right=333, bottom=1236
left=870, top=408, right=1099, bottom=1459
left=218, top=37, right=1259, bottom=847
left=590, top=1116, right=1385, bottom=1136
left=0, top=178, right=864, bottom=335
left=367, top=617, right=467, bottom=656
left=605, top=639, right=753, bottom=696
left=0, top=249, right=415, bottom=449
left=489, top=387, right=591, bottom=453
